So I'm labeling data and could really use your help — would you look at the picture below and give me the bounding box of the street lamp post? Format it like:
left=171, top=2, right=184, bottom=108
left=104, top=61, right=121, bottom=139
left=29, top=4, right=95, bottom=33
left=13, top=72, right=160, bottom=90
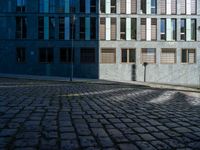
left=70, top=14, right=75, bottom=82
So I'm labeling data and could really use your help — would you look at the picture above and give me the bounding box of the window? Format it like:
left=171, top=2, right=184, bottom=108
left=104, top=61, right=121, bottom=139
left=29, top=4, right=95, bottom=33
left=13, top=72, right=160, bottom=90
left=49, top=0, right=55, bottom=13
left=160, top=19, right=166, bottom=40
left=120, top=18, right=126, bottom=40
left=151, top=18, right=157, bottom=41
left=191, top=0, right=196, bottom=14
left=191, top=19, right=196, bottom=41
left=90, top=0, right=96, bottom=13
left=141, top=0, right=146, bottom=14
left=58, top=0, right=65, bottom=13
left=111, top=0, right=116, bottom=13
left=16, top=0, right=26, bottom=12
left=171, top=19, right=176, bottom=41
left=16, top=16, right=27, bottom=39
left=70, top=0, right=76, bottom=13
left=59, top=17, right=65, bottom=40
left=111, top=18, right=116, bottom=40
left=160, top=0, right=166, bottom=14
left=38, top=17, right=44, bottom=39
left=141, top=48, right=156, bottom=64
left=180, top=19, right=186, bottom=41
left=171, top=0, right=177, bottom=14
left=131, top=18, right=137, bottom=40
left=39, top=0, right=44, bottom=12
left=39, top=48, right=54, bottom=63
left=49, top=17, right=55, bottom=39
left=101, top=49, right=116, bottom=64
left=60, top=48, right=72, bottom=63
left=121, top=49, right=136, bottom=63
left=80, top=48, right=95, bottom=63
left=180, top=0, right=186, bottom=14
left=16, top=48, right=26, bottom=63
left=141, top=18, right=146, bottom=41
left=80, top=0, right=85, bottom=13
left=181, top=49, right=196, bottom=64
left=151, top=0, right=157, bottom=14
left=70, top=16, right=76, bottom=39
left=131, top=0, right=137, bottom=14
left=100, top=18, right=105, bottom=40
left=161, top=49, right=176, bottom=64
left=80, top=17, right=85, bottom=40
left=90, top=17, right=96, bottom=39
left=100, top=0, right=105, bottom=13
left=120, top=0, right=126, bottom=14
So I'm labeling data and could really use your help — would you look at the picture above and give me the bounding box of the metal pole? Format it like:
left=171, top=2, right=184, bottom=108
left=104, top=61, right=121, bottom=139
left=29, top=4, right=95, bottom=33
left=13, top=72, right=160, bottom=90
left=70, top=15, right=75, bottom=82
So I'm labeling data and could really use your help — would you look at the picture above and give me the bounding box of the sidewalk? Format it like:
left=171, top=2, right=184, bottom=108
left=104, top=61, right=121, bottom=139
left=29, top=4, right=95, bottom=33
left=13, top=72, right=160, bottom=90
left=0, top=73, right=199, bottom=93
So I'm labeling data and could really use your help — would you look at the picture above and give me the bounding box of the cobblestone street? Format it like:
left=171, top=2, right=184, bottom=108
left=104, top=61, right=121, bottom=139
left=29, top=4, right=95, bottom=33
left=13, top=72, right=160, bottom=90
left=0, top=78, right=200, bottom=150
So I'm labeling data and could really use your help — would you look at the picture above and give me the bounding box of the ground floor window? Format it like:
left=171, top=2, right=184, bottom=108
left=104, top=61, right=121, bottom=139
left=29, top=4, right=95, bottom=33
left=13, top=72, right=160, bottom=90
left=101, top=49, right=116, bottom=64
left=141, top=48, right=156, bottom=64
left=181, top=49, right=196, bottom=64
left=121, top=49, right=136, bottom=63
left=60, top=48, right=72, bottom=63
left=39, top=48, right=53, bottom=63
left=80, top=48, right=95, bottom=63
left=161, top=49, right=176, bottom=64
left=16, top=47, right=26, bottom=63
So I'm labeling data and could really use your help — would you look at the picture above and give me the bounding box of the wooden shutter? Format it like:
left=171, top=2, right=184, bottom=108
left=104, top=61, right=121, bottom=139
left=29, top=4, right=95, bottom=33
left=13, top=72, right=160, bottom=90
left=111, top=18, right=116, bottom=40
left=188, top=49, right=195, bottom=63
left=131, top=0, right=137, bottom=14
left=160, top=0, right=166, bottom=14
left=120, top=0, right=126, bottom=14
left=100, top=18, right=105, bottom=40
left=141, top=48, right=156, bottom=64
left=171, top=0, right=177, bottom=14
left=180, top=0, right=186, bottom=14
left=141, top=19, right=146, bottom=40
left=191, top=0, right=196, bottom=14
left=161, top=49, right=176, bottom=64
left=151, top=19, right=157, bottom=41
left=101, top=49, right=116, bottom=63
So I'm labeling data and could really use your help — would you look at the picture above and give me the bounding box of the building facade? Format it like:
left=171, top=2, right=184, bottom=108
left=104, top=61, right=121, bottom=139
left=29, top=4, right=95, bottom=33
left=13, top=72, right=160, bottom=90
left=0, top=0, right=200, bottom=87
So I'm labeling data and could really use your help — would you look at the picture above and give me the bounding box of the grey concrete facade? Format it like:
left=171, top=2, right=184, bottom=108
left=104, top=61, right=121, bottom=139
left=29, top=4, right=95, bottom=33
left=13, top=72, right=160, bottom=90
left=99, top=0, right=200, bottom=88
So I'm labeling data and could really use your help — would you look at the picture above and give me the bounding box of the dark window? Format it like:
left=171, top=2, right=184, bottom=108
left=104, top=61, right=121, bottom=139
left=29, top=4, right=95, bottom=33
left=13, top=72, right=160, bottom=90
left=90, top=0, right=96, bottom=13
left=59, top=17, right=65, bottom=40
left=16, top=0, right=26, bottom=12
left=39, top=0, right=44, bottom=12
left=151, top=0, right=157, bottom=14
left=16, top=16, right=27, bottom=39
left=181, top=49, right=196, bottom=64
left=100, top=0, right=105, bottom=13
left=49, top=0, right=55, bottom=13
left=58, top=0, right=65, bottom=13
left=80, top=48, right=95, bottom=63
left=60, top=48, right=72, bottom=63
left=39, top=48, right=54, bottom=63
left=90, top=17, right=96, bottom=39
left=111, top=0, right=116, bottom=13
left=80, top=17, right=85, bottom=40
left=49, top=17, right=55, bottom=39
left=131, top=18, right=137, bottom=40
left=180, top=19, right=186, bottom=41
left=171, top=19, right=176, bottom=41
left=16, top=48, right=26, bottom=63
left=121, top=49, right=128, bottom=63
left=38, top=17, right=44, bottom=39
left=121, top=49, right=136, bottom=63
left=120, top=18, right=126, bottom=40
left=80, top=0, right=85, bottom=13
left=141, top=0, right=146, bottom=14
left=70, top=0, right=76, bottom=13
left=191, top=19, right=196, bottom=41
left=70, top=16, right=76, bottom=39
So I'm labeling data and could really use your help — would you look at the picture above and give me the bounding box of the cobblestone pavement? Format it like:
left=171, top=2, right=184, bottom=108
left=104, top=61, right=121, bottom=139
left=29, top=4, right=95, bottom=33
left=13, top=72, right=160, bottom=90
left=0, top=78, right=200, bottom=150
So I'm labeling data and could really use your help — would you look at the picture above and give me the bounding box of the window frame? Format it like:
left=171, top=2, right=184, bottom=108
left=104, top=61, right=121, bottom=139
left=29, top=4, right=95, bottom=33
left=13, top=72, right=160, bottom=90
left=121, top=48, right=136, bottom=64
left=16, top=47, right=26, bottom=63
left=39, top=48, right=54, bottom=64
left=160, top=48, right=177, bottom=64
left=141, top=48, right=156, bottom=64
left=181, top=49, right=196, bottom=64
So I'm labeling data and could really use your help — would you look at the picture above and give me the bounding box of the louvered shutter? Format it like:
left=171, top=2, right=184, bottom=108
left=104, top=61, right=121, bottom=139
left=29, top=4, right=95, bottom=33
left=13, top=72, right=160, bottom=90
left=191, top=0, right=196, bottom=14
left=142, top=49, right=156, bottom=64
left=111, top=18, right=116, bottom=40
left=161, top=49, right=176, bottom=64
left=100, top=18, right=105, bottom=40
left=171, top=0, right=177, bottom=14
left=120, top=0, right=126, bottom=14
left=131, top=0, right=137, bottom=14
left=101, top=49, right=116, bottom=63
left=151, top=19, right=157, bottom=41
left=180, top=0, right=186, bottom=14
left=160, top=0, right=166, bottom=14
left=188, top=49, right=195, bottom=63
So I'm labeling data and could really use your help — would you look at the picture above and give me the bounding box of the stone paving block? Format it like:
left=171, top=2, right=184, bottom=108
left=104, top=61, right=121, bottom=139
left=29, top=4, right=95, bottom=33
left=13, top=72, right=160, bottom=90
left=79, top=136, right=98, bottom=147
left=118, top=143, right=139, bottom=150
